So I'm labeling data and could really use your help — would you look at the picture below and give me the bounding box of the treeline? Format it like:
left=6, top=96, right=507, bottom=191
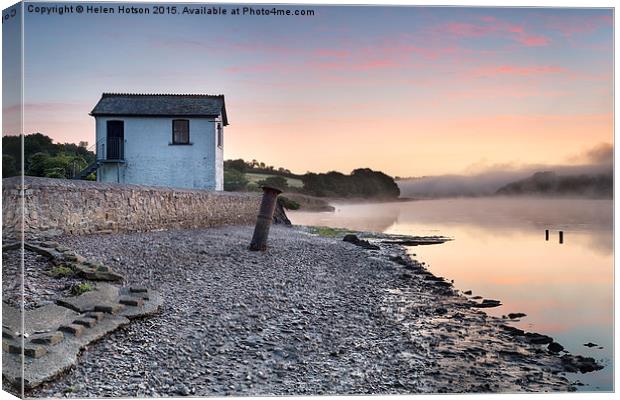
left=3, top=133, right=95, bottom=179
left=224, top=159, right=298, bottom=177
left=496, top=171, right=613, bottom=198
left=224, top=158, right=400, bottom=199
left=302, top=169, right=400, bottom=198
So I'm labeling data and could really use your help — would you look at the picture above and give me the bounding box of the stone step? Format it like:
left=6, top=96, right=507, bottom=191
left=85, top=311, right=105, bottom=321
left=2, top=327, right=16, bottom=340
left=6, top=342, right=48, bottom=358
left=94, top=303, right=125, bottom=314
left=58, top=324, right=85, bottom=337
left=119, top=297, right=144, bottom=307
left=30, top=331, right=64, bottom=346
left=73, top=318, right=97, bottom=328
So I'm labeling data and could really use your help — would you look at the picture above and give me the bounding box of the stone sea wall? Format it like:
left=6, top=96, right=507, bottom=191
left=2, top=177, right=262, bottom=237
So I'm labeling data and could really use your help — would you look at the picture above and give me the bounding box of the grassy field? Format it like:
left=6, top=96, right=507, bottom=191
left=246, top=172, right=304, bottom=188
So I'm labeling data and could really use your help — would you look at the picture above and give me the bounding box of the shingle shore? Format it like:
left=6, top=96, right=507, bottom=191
left=26, top=225, right=580, bottom=397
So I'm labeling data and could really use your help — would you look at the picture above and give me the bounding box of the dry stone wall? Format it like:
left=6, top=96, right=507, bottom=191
left=3, top=177, right=261, bottom=237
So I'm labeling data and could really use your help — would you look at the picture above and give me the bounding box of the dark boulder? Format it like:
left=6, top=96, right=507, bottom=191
left=501, top=325, right=525, bottom=336
left=342, top=234, right=380, bottom=250
left=548, top=342, right=564, bottom=353
left=561, top=354, right=604, bottom=373
left=471, top=299, right=502, bottom=308
left=525, top=332, right=553, bottom=345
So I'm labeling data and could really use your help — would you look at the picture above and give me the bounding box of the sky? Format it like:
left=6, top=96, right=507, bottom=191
left=2, top=4, right=614, bottom=177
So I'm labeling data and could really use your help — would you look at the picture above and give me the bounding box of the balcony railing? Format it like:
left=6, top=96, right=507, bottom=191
left=99, top=137, right=125, bottom=161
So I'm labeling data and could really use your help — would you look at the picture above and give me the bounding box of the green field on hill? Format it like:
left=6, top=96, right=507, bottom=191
left=245, top=172, right=304, bottom=188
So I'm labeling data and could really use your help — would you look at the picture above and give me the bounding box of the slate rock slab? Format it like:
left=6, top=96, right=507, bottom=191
left=3, top=304, right=79, bottom=335
left=55, top=283, right=119, bottom=313
left=2, top=282, right=163, bottom=390
left=3, top=313, right=130, bottom=389
left=118, top=287, right=164, bottom=319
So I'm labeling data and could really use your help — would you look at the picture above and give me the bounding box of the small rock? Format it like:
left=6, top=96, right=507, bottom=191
left=174, top=384, right=190, bottom=396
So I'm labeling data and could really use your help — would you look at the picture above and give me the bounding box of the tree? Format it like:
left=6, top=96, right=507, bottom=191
left=224, top=159, right=248, bottom=173
left=26, top=152, right=51, bottom=177
left=258, top=175, right=289, bottom=191
left=3, top=155, right=18, bottom=178
left=2, top=133, right=95, bottom=178
left=26, top=152, right=88, bottom=179
left=224, top=168, right=249, bottom=191
left=300, top=168, right=400, bottom=199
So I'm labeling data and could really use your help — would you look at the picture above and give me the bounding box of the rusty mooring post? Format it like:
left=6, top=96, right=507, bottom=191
left=249, top=186, right=283, bottom=251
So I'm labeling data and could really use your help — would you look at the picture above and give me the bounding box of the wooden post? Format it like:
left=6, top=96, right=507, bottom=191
left=559, top=231, right=564, bottom=244
left=249, top=186, right=283, bottom=251
left=545, top=229, right=549, bottom=241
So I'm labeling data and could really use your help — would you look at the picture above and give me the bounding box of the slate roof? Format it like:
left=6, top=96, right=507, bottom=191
left=90, top=93, right=228, bottom=125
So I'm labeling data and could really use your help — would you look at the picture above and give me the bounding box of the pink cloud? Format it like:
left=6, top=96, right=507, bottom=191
left=438, top=18, right=550, bottom=47
left=225, top=57, right=402, bottom=75
left=447, top=85, right=571, bottom=100
left=2, top=102, right=87, bottom=118
left=478, top=15, right=497, bottom=23
left=518, top=35, right=550, bottom=46
left=472, top=64, right=567, bottom=77
left=545, top=14, right=612, bottom=37
left=444, top=22, right=495, bottom=37
left=314, top=48, right=350, bottom=58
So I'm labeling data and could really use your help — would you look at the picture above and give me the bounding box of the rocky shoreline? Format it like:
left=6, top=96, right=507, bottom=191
left=18, top=225, right=600, bottom=396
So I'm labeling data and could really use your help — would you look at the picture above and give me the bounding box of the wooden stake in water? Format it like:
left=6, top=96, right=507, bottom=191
left=545, top=229, right=549, bottom=241
left=559, top=231, right=564, bottom=244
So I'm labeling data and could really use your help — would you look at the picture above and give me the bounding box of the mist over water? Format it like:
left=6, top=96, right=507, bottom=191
left=397, top=143, right=613, bottom=199
left=289, top=197, right=613, bottom=391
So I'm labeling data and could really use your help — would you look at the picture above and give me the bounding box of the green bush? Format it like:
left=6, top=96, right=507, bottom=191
left=3, top=154, right=18, bottom=177
left=26, top=151, right=88, bottom=179
left=246, top=182, right=261, bottom=192
left=224, top=168, right=249, bottom=191
left=257, top=175, right=289, bottom=191
left=279, top=196, right=300, bottom=210
left=308, top=226, right=353, bottom=238
left=70, top=282, right=94, bottom=296
left=50, top=265, right=76, bottom=278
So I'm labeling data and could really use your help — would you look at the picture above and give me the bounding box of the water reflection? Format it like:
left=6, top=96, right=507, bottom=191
left=288, top=197, right=613, bottom=391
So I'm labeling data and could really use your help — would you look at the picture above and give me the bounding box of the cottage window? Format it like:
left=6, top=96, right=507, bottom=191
left=217, top=123, right=223, bottom=148
left=172, top=119, right=190, bottom=144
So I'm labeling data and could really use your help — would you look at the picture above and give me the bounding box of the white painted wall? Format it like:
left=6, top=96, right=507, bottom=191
left=214, top=115, right=224, bottom=191
left=94, top=116, right=222, bottom=190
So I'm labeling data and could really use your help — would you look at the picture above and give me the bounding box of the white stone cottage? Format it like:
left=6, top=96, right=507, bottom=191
left=87, top=93, right=228, bottom=190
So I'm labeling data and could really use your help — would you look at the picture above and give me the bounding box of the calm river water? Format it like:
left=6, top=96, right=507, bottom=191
left=288, top=197, right=613, bottom=391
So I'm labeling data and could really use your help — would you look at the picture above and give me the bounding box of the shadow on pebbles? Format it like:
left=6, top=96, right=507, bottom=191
left=26, top=225, right=599, bottom=397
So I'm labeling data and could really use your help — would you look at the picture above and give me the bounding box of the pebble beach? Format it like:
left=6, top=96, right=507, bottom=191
left=22, top=225, right=593, bottom=397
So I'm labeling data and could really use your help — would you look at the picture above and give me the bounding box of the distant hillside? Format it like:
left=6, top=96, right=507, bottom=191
left=224, top=158, right=400, bottom=199
left=397, top=171, right=523, bottom=198
left=397, top=163, right=613, bottom=199
left=496, top=171, right=612, bottom=198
